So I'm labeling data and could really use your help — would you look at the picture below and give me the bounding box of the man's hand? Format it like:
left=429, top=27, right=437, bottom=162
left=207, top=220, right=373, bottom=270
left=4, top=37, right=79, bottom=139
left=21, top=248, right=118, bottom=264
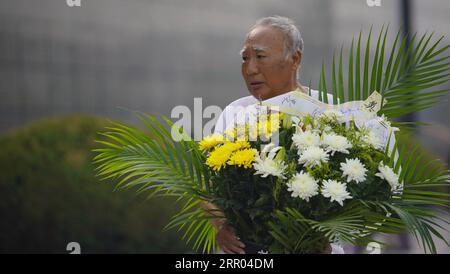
left=216, top=223, right=246, bottom=254
left=322, top=243, right=332, bottom=254
left=200, top=201, right=246, bottom=254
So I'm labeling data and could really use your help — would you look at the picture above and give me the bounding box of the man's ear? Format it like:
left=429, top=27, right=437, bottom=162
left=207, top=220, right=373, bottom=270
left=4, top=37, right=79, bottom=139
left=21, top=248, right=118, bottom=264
left=292, top=49, right=302, bottom=70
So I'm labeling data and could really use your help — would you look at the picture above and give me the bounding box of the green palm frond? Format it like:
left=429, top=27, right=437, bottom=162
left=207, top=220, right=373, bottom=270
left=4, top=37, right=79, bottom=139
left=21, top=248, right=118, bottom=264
left=269, top=205, right=384, bottom=253
left=366, top=135, right=450, bottom=253
left=268, top=208, right=321, bottom=253
left=93, top=113, right=217, bottom=253
left=319, top=26, right=450, bottom=124
left=391, top=137, right=450, bottom=253
left=365, top=200, right=450, bottom=254
left=307, top=202, right=380, bottom=246
left=316, top=27, right=450, bottom=252
left=164, top=198, right=218, bottom=254
left=93, top=114, right=210, bottom=198
left=394, top=133, right=450, bottom=207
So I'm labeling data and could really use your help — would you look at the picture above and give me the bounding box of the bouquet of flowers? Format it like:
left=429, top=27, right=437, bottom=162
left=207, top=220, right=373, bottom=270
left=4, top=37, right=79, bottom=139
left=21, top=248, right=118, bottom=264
left=200, top=108, right=405, bottom=253
left=93, top=28, right=450, bottom=253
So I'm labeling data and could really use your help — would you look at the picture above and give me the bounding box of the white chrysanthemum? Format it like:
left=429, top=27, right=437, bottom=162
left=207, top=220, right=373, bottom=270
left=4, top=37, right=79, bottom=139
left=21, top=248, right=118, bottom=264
left=254, top=144, right=287, bottom=179
left=298, top=146, right=329, bottom=167
left=292, top=131, right=321, bottom=152
left=291, top=116, right=301, bottom=127
left=323, top=125, right=333, bottom=133
left=340, top=158, right=368, bottom=183
left=287, top=171, right=319, bottom=201
left=364, top=130, right=384, bottom=150
left=322, top=133, right=352, bottom=155
left=254, top=158, right=286, bottom=179
left=319, top=110, right=345, bottom=123
left=321, top=179, right=352, bottom=206
left=261, top=143, right=280, bottom=160
left=375, top=162, right=400, bottom=190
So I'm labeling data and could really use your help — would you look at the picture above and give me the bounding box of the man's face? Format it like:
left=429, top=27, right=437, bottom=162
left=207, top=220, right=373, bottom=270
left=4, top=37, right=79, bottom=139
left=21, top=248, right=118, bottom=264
left=241, top=26, right=300, bottom=100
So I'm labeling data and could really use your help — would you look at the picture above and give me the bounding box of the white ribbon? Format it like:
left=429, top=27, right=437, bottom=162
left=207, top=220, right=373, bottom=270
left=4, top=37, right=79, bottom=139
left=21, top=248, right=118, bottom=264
left=260, top=90, right=397, bottom=149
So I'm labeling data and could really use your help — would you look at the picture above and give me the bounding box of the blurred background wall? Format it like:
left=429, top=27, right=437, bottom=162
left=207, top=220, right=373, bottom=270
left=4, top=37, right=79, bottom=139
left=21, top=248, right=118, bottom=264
left=0, top=0, right=448, bottom=253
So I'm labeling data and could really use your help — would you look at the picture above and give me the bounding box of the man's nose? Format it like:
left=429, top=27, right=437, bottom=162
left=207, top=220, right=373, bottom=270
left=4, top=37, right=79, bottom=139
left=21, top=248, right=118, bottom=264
left=246, top=59, right=259, bottom=75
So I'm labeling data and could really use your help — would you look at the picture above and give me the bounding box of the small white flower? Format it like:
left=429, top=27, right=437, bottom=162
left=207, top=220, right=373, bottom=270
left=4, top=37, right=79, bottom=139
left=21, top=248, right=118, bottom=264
left=287, top=171, right=319, bottom=201
left=254, top=158, right=286, bottom=179
left=298, top=146, right=329, bottom=167
left=319, top=110, right=345, bottom=123
left=311, top=128, right=322, bottom=135
left=363, top=130, right=384, bottom=150
left=291, top=116, right=301, bottom=127
left=292, top=131, right=321, bottom=152
left=322, top=133, right=352, bottom=155
left=323, top=125, right=333, bottom=133
left=261, top=143, right=280, bottom=160
left=340, top=158, right=368, bottom=183
left=375, top=162, right=400, bottom=190
left=321, top=179, right=352, bottom=206
left=254, top=144, right=287, bottom=179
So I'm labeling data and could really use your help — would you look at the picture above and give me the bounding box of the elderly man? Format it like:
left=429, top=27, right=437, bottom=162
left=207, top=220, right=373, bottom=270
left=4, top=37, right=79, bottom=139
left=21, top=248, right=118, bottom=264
left=202, top=15, right=342, bottom=254
left=214, top=16, right=333, bottom=134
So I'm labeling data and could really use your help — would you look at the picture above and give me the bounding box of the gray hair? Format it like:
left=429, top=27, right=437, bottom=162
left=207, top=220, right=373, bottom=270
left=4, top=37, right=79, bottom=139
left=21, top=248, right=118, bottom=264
left=247, top=15, right=304, bottom=57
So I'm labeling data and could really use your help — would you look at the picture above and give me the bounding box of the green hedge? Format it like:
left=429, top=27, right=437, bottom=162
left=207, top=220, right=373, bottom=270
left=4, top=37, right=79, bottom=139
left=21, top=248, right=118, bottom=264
left=0, top=114, right=190, bottom=253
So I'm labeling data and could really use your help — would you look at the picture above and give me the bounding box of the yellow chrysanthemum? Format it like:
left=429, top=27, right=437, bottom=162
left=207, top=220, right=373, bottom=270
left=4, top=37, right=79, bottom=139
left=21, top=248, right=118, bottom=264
left=199, top=134, right=224, bottom=151
left=221, top=112, right=282, bottom=142
left=206, top=146, right=234, bottom=171
left=224, top=128, right=237, bottom=141
left=234, top=140, right=251, bottom=149
left=269, top=112, right=282, bottom=122
left=269, top=113, right=282, bottom=130
left=248, top=125, right=258, bottom=141
left=227, top=149, right=256, bottom=169
left=258, top=119, right=279, bottom=139
left=258, top=120, right=270, bottom=138
left=223, top=125, right=251, bottom=142
left=235, top=125, right=248, bottom=141
left=206, top=141, right=250, bottom=171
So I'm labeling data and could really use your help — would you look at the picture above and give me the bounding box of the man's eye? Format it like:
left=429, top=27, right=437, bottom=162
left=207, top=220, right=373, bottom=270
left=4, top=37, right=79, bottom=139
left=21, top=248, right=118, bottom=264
left=257, top=55, right=266, bottom=59
left=242, top=56, right=248, bottom=61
